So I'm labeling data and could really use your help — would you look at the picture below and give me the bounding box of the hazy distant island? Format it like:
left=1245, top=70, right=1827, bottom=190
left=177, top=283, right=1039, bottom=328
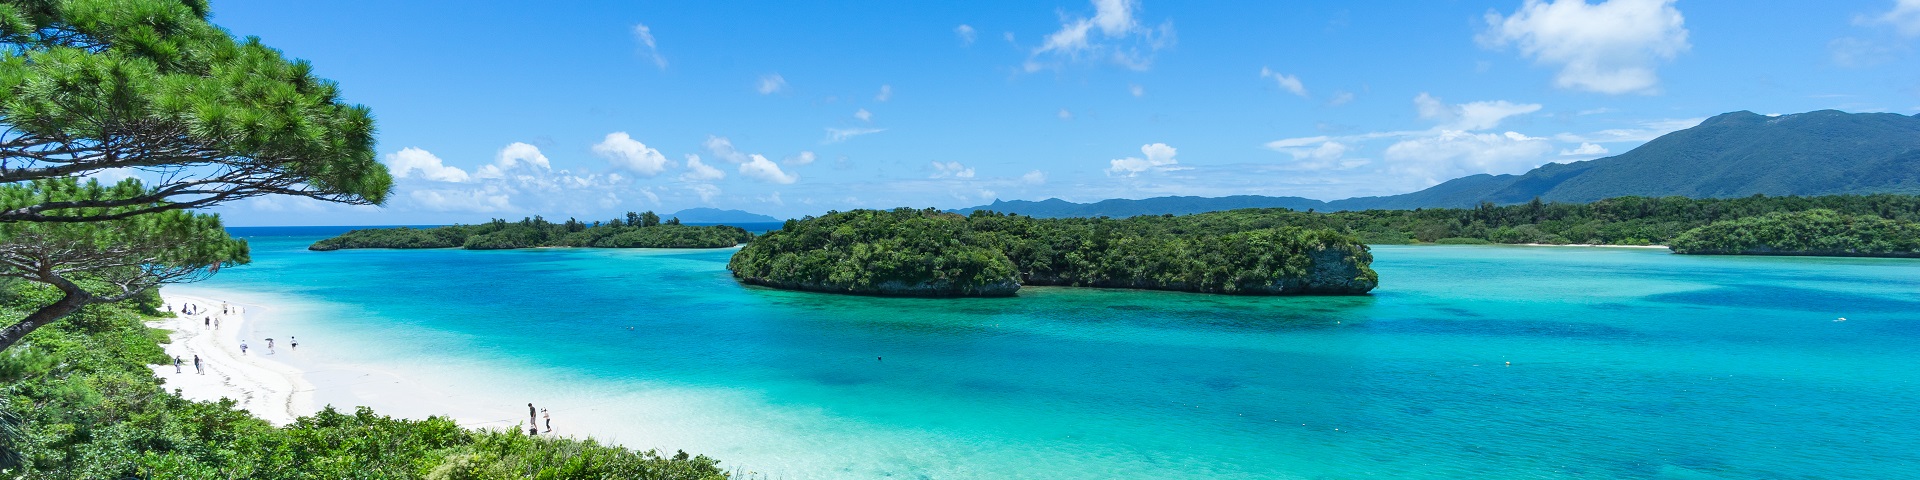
left=727, top=208, right=1379, bottom=297
left=310, top=211, right=754, bottom=251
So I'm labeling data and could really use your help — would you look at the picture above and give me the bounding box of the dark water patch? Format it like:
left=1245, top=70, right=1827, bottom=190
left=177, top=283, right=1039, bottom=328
left=1201, top=376, right=1243, bottom=392
left=1646, top=284, right=1920, bottom=313
left=1107, top=305, right=1151, bottom=311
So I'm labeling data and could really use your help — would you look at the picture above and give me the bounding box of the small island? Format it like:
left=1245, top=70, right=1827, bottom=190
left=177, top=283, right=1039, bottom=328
left=310, top=212, right=754, bottom=251
left=1669, top=209, right=1920, bottom=257
left=726, top=208, right=1379, bottom=297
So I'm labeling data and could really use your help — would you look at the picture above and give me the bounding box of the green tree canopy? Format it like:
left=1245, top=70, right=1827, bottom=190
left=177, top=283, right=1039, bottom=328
left=0, top=0, right=391, bottom=222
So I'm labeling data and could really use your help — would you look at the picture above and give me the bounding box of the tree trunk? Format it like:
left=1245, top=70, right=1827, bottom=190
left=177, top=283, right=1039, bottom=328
left=0, top=287, right=91, bottom=352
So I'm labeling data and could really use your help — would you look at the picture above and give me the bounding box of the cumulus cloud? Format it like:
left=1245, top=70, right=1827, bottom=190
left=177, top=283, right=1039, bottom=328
left=757, top=74, right=788, bottom=94
left=1383, top=130, right=1555, bottom=183
left=1260, top=67, right=1307, bottom=97
left=681, top=154, right=726, bottom=181
left=1129, top=84, right=1145, bottom=97
left=385, top=147, right=470, bottom=182
left=632, top=23, right=667, bottom=68
left=854, top=108, right=872, bottom=122
left=930, top=161, right=976, bottom=179
left=1859, top=0, right=1920, bottom=36
left=1560, top=142, right=1609, bottom=156
left=690, top=184, right=721, bottom=202
left=1027, top=0, right=1176, bottom=72
left=1265, top=138, right=1369, bottom=171
left=1414, top=93, right=1542, bottom=131
left=1106, top=142, right=1183, bottom=177
left=476, top=142, right=551, bottom=179
left=409, top=187, right=513, bottom=212
left=825, top=127, right=885, bottom=143
left=591, top=132, right=671, bottom=175
left=1022, top=170, right=1048, bottom=185
left=1479, top=0, right=1690, bottom=94
left=876, top=85, right=893, bottom=102
left=1058, top=108, right=1074, bottom=120
left=739, top=154, right=799, bottom=184
left=704, top=136, right=749, bottom=163
left=785, top=151, right=817, bottom=166
left=956, top=24, right=977, bottom=45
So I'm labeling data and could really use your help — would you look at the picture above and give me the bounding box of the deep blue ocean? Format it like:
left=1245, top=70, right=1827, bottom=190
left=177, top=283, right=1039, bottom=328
left=185, top=230, right=1920, bottom=479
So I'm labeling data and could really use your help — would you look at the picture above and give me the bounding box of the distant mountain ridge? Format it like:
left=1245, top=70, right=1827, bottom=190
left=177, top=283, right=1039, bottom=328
left=953, top=109, right=1920, bottom=217
left=668, top=208, right=780, bottom=223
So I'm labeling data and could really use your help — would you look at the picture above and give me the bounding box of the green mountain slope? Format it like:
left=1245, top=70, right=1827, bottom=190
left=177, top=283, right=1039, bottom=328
left=952, top=109, right=1920, bottom=218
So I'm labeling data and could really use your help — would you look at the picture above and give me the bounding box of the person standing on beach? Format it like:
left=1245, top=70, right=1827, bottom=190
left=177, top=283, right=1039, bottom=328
left=542, top=408, right=551, bottom=433
left=528, top=403, right=537, bottom=425
left=240, top=342, right=248, bottom=355
left=173, top=356, right=182, bottom=373
left=290, top=336, right=298, bottom=351
left=265, top=338, right=274, bottom=354
left=203, top=317, right=210, bottom=329
left=192, top=355, right=203, bottom=374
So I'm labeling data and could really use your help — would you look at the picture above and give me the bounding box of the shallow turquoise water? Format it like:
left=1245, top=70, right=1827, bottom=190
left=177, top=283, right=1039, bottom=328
left=192, top=236, right=1920, bottom=479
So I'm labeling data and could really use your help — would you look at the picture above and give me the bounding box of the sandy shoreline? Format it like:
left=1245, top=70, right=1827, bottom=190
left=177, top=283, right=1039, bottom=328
left=150, top=293, right=532, bottom=432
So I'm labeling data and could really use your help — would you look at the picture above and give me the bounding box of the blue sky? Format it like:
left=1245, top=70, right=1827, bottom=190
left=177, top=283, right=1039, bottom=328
left=202, top=0, right=1920, bottom=225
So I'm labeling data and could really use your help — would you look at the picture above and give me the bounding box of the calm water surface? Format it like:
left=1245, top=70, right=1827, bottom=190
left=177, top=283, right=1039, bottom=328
left=189, top=233, right=1920, bottom=479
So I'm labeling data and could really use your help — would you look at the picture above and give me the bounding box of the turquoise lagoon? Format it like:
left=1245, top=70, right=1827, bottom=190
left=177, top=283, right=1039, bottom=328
left=182, top=232, right=1920, bottom=479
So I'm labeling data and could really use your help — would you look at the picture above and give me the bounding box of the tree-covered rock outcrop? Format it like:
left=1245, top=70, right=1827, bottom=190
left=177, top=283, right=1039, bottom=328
left=726, top=208, right=1378, bottom=297
left=1669, top=209, right=1920, bottom=257
left=309, top=212, right=753, bottom=251
left=726, top=209, right=1021, bottom=296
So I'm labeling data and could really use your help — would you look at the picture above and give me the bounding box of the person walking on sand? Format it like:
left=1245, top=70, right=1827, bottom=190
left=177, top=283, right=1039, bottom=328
left=542, top=408, right=551, bottom=433
left=240, top=342, right=248, bottom=355
left=290, top=336, right=298, bottom=351
left=528, top=403, right=537, bottom=425
left=265, top=338, right=275, bottom=354
left=193, top=355, right=203, bottom=375
left=204, top=317, right=210, bottom=329
left=173, top=356, right=182, bottom=373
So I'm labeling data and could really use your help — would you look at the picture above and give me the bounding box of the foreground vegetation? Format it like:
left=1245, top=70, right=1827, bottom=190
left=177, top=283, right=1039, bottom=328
left=727, top=208, right=1378, bottom=296
left=1670, top=209, right=1920, bottom=257
left=0, top=280, right=729, bottom=479
left=310, top=212, right=754, bottom=251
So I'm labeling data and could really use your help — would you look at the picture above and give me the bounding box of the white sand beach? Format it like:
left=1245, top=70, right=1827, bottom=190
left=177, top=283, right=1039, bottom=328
left=150, top=293, right=531, bottom=431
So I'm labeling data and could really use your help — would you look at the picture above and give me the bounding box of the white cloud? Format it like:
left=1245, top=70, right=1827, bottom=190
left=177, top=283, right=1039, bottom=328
left=740, top=154, right=798, bottom=184
left=704, top=136, right=749, bottom=163
left=1829, top=36, right=1908, bottom=67
left=757, top=74, right=788, bottom=94
left=1267, top=139, right=1369, bottom=171
left=477, top=142, right=551, bottom=179
left=1022, top=170, right=1048, bottom=185
left=854, top=108, right=872, bottom=122
left=1328, top=91, right=1355, bottom=106
left=1129, top=84, right=1145, bottom=97
left=1106, top=142, right=1183, bottom=177
left=1560, top=142, right=1609, bottom=156
left=690, top=184, right=720, bottom=202
left=1859, top=0, right=1920, bottom=36
left=876, top=85, right=893, bottom=102
left=1260, top=67, right=1307, bottom=97
left=1479, top=0, right=1690, bottom=94
left=956, top=24, right=977, bottom=45
left=1553, top=117, right=1703, bottom=143
left=1057, top=108, right=1073, bottom=120
left=1383, top=130, right=1555, bottom=184
left=930, top=161, right=976, bottom=179
left=1027, top=0, right=1176, bottom=72
left=825, top=127, right=885, bottom=143
left=384, top=147, right=470, bottom=182
left=632, top=23, right=667, bottom=69
left=1414, top=92, right=1542, bottom=130
left=591, top=132, right=671, bottom=176
left=785, top=151, right=817, bottom=166
left=681, top=154, right=726, bottom=181
left=409, top=187, right=513, bottom=213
